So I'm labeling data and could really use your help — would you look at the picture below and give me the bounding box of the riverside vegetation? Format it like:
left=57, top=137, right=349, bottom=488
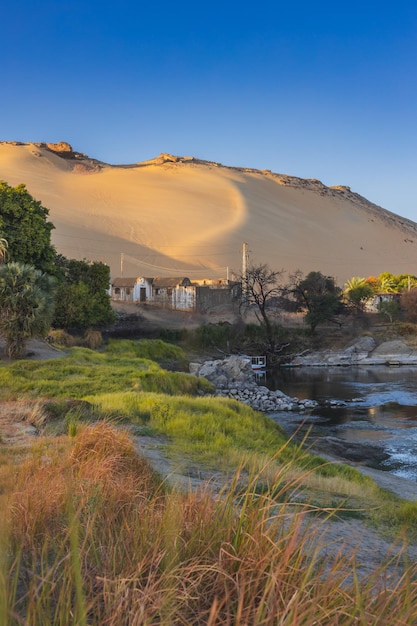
left=1, top=339, right=417, bottom=624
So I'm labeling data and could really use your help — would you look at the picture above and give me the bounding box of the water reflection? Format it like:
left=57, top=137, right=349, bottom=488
left=265, top=366, right=417, bottom=481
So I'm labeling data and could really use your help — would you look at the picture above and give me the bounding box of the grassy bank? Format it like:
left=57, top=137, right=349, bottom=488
left=1, top=339, right=417, bottom=623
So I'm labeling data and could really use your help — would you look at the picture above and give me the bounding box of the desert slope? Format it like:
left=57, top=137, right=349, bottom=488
left=0, top=141, right=416, bottom=284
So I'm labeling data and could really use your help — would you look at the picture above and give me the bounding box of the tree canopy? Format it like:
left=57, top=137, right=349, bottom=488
left=343, top=277, right=374, bottom=312
left=0, top=181, right=56, bottom=274
left=291, top=271, right=343, bottom=333
left=0, top=262, right=56, bottom=358
left=53, top=257, right=115, bottom=329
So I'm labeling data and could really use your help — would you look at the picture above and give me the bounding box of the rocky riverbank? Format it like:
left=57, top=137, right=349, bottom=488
left=190, top=355, right=318, bottom=412
left=290, top=337, right=417, bottom=367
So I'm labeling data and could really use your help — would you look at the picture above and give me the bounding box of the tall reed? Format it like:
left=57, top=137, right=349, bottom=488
left=2, top=423, right=416, bottom=625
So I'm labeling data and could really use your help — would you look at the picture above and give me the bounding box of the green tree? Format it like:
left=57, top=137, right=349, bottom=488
left=0, top=262, right=56, bottom=358
left=53, top=258, right=115, bottom=329
left=396, top=274, right=417, bottom=292
left=377, top=272, right=398, bottom=293
left=0, top=181, right=56, bottom=273
left=291, top=270, right=343, bottom=333
left=344, top=277, right=374, bottom=312
left=377, top=298, right=400, bottom=322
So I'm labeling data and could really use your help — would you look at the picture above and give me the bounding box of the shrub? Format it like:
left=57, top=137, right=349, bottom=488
left=83, top=329, right=103, bottom=349
left=396, top=322, right=417, bottom=336
left=49, top=329, right=76, bottom=347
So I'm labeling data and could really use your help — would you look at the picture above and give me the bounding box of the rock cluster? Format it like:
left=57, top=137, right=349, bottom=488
left=291, top=338, right=417, bottom=367
left=190, top=356, right=318, bottom=413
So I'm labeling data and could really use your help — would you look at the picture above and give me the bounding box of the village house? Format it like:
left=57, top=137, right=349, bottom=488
left=110, top=276, right=239, bottom=312
left=365, top=293, right=400, bottom=313
left=110, top=277, right=153, bottom=303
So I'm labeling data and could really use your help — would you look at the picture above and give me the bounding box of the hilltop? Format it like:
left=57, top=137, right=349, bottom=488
left=1, top=141, right=416, bottom=283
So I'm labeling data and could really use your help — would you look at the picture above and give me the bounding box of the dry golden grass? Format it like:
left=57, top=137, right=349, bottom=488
left=1, top=422, right=416, bottom=625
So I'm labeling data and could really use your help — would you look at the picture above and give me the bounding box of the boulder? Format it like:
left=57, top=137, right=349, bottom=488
left=371, top=340, right=411, bottom=356
left=190, top=355, right=318, bottom=413
left=290, top=337, right=417, bottom=367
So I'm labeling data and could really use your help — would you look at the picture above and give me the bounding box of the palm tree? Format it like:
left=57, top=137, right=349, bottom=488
left=0, top=262, right=56, bottom=358
left=343, top=277, right=373, bottom=312
left=343, top=277, right=367, bottom=293
left=0, top=238, right=8, bottom=264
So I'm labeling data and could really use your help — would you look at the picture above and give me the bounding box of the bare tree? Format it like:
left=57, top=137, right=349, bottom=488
left=241, top=263, right=285, bottom=352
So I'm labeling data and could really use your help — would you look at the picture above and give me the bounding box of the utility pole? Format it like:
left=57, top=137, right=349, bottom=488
left=242, top=242, right=249, bottom=303
left=120, top=252, right=124, bottom=277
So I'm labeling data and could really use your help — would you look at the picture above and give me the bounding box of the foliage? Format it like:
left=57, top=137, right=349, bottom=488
left=343, top=276, right=373, bottom=312
left=377, top=298, right=400, bottom=322
left=365, top=272, right=417, bottom=294
left=377, top=271, right=398, bottom=293
left=83, top=329, right=103, bottom=349
left=188, top=321, right=293, bottom=358
left=291, top=270, right=343, bottom=333
left=52, top=258, right=115, bottom=329
left=0, top=262, right=56, bottom=358
left=0, top=237, right=8, bottom=264
left=0, top=181, right=56, bottom=274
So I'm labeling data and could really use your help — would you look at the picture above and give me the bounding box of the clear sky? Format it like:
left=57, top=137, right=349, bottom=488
left=2, top=1, right=417, bottom=220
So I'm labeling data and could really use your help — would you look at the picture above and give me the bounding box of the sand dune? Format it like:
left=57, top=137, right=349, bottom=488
left=1, top=141, right=416, bottom=285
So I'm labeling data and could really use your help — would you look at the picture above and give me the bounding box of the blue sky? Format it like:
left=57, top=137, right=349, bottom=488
left=2, top=1, right=417, bottom=220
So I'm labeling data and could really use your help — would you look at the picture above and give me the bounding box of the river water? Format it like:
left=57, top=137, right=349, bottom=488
left=265, top=366, right=417, bottom=482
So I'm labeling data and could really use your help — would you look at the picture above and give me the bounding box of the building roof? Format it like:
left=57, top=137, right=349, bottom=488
left=111, top=277, right=139, bottom=288
left=152, top=277, right=193, bottom=289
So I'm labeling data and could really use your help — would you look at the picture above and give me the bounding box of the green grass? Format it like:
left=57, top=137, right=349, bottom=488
left=105, top=337, right=188, bottom=363
left=0, top=345, right=213, bottom=399
left=0, top=339, right=412, bottom=530
left=86, top=391, right=291, bottom=467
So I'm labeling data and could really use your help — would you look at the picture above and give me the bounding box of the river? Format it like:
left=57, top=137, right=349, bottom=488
left=265, top=366, right=417, bottom=482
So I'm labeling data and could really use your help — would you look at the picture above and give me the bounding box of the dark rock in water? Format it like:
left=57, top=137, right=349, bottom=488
left=312, top=436, right=389, bottom=467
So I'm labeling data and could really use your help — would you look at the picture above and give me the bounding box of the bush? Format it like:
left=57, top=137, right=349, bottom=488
left=49, top=329, right=77, bottom=347
left=83, top=329, right=103, bottom=349
left=396, top=322, right=417, bottom=336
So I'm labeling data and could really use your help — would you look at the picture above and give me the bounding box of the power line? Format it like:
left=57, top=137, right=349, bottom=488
left=121, top=253, right=227, bottom=276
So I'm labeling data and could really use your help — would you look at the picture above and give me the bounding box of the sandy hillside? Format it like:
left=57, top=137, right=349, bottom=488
left=1, top=141, right=417, bottom=284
